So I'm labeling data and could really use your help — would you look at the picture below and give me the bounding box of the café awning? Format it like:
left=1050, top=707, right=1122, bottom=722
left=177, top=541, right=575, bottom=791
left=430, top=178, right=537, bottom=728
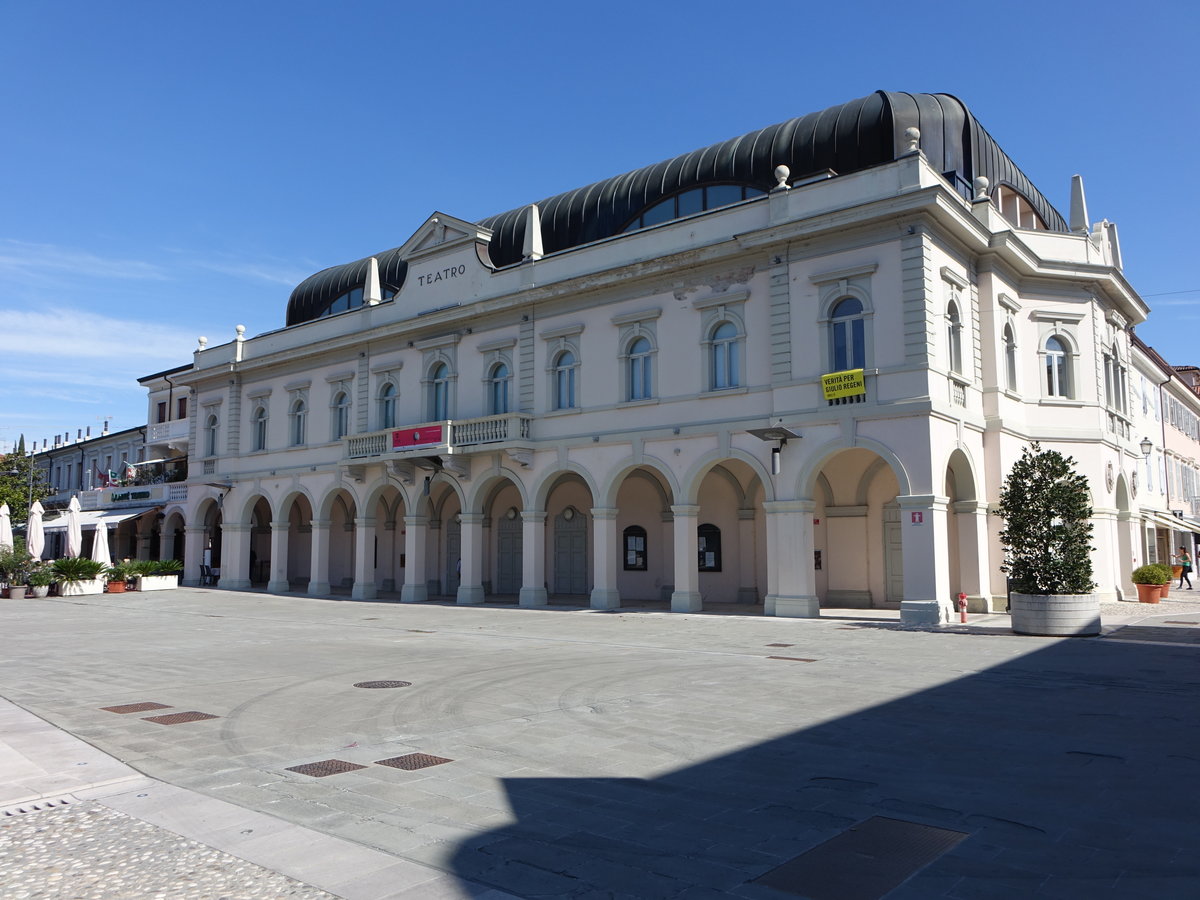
left=1142, top=510, right=1200, bottom=535
left=42, top=506, right=159, bottom=532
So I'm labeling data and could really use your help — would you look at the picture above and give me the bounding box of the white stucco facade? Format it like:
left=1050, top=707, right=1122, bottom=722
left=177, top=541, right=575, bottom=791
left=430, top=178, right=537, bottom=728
left=154, top=102, right=1167, bottom=624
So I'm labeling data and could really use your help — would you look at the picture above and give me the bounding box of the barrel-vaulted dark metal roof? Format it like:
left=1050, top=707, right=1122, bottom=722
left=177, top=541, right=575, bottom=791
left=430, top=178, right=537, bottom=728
left=286, top=91, right=1066, bottom=326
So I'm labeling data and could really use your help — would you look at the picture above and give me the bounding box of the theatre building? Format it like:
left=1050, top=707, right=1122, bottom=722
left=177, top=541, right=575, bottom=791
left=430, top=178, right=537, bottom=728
left=162, top=91, right=1149, bottom=624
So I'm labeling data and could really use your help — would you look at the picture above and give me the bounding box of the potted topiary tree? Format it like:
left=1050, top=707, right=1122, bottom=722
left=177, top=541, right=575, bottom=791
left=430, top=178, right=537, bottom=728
left=997, top=443, right=1099, bottom=636
left=1131, top=564, right=1169, bottom=604
left=1153, top=563, right=1173, bottom=599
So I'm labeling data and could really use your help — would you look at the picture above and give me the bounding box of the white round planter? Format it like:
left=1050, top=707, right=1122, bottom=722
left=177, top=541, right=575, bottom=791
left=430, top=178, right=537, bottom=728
left=1010, top=592, right=1100, bottom=637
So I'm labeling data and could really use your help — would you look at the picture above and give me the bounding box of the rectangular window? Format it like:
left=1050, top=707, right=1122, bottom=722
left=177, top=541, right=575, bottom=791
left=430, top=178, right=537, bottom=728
left=156, top=402, right=167, bottom=423
left=177, top=397, right=188, bottom=420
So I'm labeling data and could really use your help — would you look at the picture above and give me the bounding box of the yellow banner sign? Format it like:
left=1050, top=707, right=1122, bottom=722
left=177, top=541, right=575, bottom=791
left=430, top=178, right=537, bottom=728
left=821, top=368, right=866, bottom=400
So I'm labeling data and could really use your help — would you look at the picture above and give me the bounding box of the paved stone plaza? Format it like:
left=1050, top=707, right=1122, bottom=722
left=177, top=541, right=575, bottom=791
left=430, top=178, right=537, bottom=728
left=2, top=588, right=1198, bottom=898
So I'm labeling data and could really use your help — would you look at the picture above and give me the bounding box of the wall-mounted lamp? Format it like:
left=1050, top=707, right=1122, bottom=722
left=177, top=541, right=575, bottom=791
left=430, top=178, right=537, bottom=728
left=747, top=425, right=802, bottom=476
left=1140, top=436, right=1154, bottom=459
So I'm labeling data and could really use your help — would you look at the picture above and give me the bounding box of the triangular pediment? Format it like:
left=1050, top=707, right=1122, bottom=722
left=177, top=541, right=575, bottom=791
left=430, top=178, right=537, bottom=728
left=398, top=212, right=493, bottom=261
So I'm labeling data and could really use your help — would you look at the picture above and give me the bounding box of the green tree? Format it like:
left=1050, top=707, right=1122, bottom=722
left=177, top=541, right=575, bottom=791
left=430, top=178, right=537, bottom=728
left=997, top=442, right=1096, bottom=595
left=0, top=446, right=49, bottom=522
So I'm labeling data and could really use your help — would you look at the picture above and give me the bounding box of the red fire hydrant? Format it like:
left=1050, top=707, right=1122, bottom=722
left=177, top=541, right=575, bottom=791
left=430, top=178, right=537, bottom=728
left=956, top=592, right=968, bottom=623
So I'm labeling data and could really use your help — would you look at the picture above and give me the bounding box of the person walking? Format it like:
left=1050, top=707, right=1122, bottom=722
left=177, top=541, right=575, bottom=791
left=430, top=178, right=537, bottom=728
left=1174, top=547, right=1193, bottom=589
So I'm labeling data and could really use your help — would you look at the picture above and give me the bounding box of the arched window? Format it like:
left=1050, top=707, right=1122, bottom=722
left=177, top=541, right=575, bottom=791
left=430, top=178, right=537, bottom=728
left=331, top=391, right=350, bottom=440
left=710, top=322, right=740, bottom=390
left=947, top=299, right=963, bottom=374
left=1003, top=324, right=1017, bottom=392
left=379, top=383, right=397, bottom=429
left=830, top=297, right=866, bottom=371
left=554, top=349, right=578, bottom=410
left=204, top=414, right=219, bottom=457
left=994, top=185, right=1047, bottom=231
left=289, top=398, right=307, bottom=446
left=623, top=184, right=766, bottom=232
left=627, top=336, right=653, bottom=401
left=623, top=525, right=647, bottom=570
left=252, top=406, right=268, bottom=452
left=697, top=523, right=722, bottom=572
left=325, top=286, right=364, bottom=317
left=1044, top=336, right=1071, bottom=398
left=488, top=362, right=510, bottom=415
left=429, top=362, right=449, bottom=420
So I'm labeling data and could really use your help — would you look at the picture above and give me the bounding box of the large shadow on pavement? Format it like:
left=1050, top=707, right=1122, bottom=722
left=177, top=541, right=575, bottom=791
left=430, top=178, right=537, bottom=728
left=449, top=633, right=1200, bottom=898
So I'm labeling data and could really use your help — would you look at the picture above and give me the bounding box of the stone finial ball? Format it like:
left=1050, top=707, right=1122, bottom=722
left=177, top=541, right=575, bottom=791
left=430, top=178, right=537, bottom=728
left=774, top=165, right=790, bottom=187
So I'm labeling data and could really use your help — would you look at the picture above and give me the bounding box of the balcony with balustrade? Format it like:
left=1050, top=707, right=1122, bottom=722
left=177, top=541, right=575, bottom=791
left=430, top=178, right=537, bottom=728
left=343, top=413, right=534, bottom=468
left=146, top=418, right=190, bottom=455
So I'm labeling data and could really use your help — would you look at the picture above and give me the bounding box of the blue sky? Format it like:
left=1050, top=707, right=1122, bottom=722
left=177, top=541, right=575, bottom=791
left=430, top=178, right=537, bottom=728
left=2, top=0, right=1197, bottom=453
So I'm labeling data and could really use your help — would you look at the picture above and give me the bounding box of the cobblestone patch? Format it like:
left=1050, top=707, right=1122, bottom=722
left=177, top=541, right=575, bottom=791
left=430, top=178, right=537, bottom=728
left=0, top=800, right=336, bottom=899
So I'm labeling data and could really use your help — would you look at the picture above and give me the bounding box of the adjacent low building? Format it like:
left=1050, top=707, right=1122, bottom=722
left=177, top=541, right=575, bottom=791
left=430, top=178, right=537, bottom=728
left=29, top=422, right=185, bottom=560
left=151, top=91, right=1163, bottom=622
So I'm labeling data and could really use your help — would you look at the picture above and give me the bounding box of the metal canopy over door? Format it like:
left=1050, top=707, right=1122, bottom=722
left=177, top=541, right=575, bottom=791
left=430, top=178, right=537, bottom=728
left=554, top=507, right=588, bottom=595
left=496, top=510, right=522, bottom=594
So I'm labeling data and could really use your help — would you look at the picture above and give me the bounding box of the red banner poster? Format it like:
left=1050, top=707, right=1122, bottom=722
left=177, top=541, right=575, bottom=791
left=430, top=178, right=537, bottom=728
left=392, top=426, right=444, bottom=449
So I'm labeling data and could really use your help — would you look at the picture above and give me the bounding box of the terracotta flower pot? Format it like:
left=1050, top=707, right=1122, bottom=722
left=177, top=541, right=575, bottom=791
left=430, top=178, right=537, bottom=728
left=1134, top=582, right=1162, bottom=604
left=106, top=580, right=127, bottom=593
left=1160, top=581, right=1170, bottom=599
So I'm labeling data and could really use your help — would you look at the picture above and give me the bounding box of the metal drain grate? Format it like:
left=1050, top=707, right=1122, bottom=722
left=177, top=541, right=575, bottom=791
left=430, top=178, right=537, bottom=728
left=353, top=680, right=412, bottom=689
left=2, top=796, right=72, bottom=817
left=102, top=702, right=172, bottom=714
left=768, top=656, right=818, bottom=662
left=752, top=816, right=968, bottom=899
left=141, top=711, right=219, bottom=726
left=766, top=643, right=794, bottom=648
left=1164, top=620, right=1199, bottom=625
left=375, top=753, right=452, bottom=770
left=285, top=759, right=368, bottom=777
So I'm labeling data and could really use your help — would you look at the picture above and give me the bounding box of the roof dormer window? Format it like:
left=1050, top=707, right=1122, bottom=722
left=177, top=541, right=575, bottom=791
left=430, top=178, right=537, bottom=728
left=622, top=184, right=765, bottom=233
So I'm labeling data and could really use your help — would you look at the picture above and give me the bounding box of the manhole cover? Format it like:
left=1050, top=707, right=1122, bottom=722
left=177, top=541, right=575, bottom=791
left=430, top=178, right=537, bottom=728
left=142, top=711, right=219, bottom=726
left=753, top=815, right=968, bottom=898
left=375, top=753, right=452, bottom=770
left=102, top=702, right=172, bottom=714
left=286, top=759, right=368, bottom=778
left=353, top=680, right=412, bottom=689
